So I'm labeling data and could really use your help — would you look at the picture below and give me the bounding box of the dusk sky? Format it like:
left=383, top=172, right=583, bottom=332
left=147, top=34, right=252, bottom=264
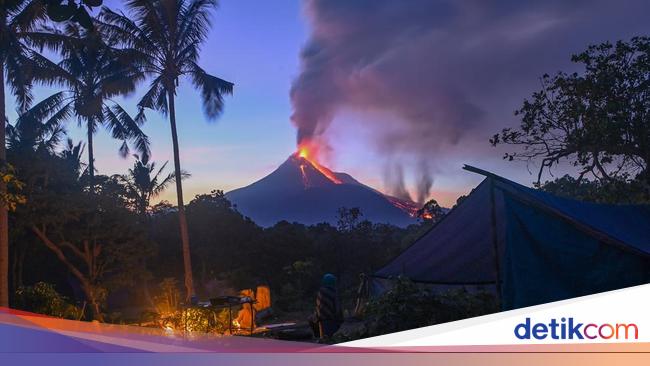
left=7, top=0, right=650, bottom=207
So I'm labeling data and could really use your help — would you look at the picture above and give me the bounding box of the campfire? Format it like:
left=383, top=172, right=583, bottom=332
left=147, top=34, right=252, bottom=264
left=156, top=285, right=272, bottom=336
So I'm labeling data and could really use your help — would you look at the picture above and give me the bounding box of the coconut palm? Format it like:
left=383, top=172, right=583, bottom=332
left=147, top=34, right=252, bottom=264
left=24, top=23, right=150, bottom=187
left=7, top=111, right=66, bottom=155
left=120, top=154, right=187, bottom=216
left=99, top=0, right=233, bottom=300
left=0, top=0, right=73, bottom=307
left=60, top=138, right=86, bottom=178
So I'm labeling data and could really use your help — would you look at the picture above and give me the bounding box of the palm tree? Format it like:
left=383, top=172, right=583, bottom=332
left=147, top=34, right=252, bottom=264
left=119, top=154, right=183, bottom=309
left=100, top=0, right=233, bottom=300
left=120, top=154, right=186, bottom=216
left=7, top=111, right=66, bottom=156
left=5, top=106, right=68, bottom=297
left=24, top=23, right=150, bottom=187
left=0, top=0, right=71, bottom=307
left=60, top=138, right=86, bottom=178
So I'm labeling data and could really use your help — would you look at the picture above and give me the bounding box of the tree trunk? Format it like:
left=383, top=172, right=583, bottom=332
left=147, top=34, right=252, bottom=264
left=167, top=90, right=194, bottom=302
left=0, top=54, right=9, bottom=307
left=11, top=244, right=25, bottom=293
left=81, top=283, right=104, bottom=322
left=87, top=121, right=94, bottom=184
left=142, top=277, right=155, bottom=309
left=30, top=226, right=104, bottom=321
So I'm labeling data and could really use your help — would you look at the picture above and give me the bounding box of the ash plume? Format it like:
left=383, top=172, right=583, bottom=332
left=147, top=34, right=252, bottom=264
left=290, top=0, right=650, bottom=202
left=416, top=160, right=433, bottom=205
left=383, top=162, right=412, bottom=202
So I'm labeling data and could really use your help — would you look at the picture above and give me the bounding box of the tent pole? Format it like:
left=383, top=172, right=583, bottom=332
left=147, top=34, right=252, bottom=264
left=489, top=178, right=503, bottom=309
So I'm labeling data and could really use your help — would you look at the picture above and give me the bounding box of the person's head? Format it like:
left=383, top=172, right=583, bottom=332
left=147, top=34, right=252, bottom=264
left=322, top=273, right=336, bottom=287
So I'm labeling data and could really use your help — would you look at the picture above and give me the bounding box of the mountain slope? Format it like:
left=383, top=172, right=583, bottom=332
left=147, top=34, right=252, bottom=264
left=225, top=154, right=417, bottom=227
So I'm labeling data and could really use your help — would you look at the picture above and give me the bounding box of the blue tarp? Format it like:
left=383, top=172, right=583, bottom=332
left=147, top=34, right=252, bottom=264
left=374, top=170, right=650, bottom=309
left=502, top=194, right=650, bottom=309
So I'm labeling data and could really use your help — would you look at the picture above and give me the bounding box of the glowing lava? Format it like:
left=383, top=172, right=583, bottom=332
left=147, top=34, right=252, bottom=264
left=296, top=141, right=342, bottom=185
left=298, top=148, right=309, bottom=159
left=384, top=195, right=420, bottom=217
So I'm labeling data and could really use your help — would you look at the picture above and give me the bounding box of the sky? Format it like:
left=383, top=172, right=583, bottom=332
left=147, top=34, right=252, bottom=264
left=6, top=0, right=650, bottom=207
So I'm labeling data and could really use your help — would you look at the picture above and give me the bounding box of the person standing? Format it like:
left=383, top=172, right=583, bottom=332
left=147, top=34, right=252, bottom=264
left=315, top=273, right=344, bottom=339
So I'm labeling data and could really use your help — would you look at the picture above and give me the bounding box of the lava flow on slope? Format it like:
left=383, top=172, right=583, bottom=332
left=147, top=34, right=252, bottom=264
left=225, top=142, right=419, bottom=227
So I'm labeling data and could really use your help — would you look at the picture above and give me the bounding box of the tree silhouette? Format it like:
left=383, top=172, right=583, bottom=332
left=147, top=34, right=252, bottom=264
left=24, top=22, right=149, bottom=186
left=416, top=199, right=445, bottom=223
left=120, top=154, right=187, bottom=216
left=99, top=0, right=233, bottom=300
left=0, top=0, right=71, bottom=307
left=491, top=36, right=650, bottom=190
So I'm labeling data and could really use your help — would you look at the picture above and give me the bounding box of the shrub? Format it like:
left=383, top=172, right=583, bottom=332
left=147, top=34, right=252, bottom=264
left=160, top=307, right=232, bottom=333
left=14, top=282, right=82, bottom=319
left=359, top=277, right=498, bottom=338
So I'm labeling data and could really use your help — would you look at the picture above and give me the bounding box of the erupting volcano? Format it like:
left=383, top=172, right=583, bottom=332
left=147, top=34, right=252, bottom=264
left=226, top=144, right=418, bottom=227
left=296, top=142, right=343, bottom=185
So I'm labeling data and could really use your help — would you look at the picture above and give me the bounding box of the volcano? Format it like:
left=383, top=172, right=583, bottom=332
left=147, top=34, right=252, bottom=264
left=226, top=153, right=418, bottom=227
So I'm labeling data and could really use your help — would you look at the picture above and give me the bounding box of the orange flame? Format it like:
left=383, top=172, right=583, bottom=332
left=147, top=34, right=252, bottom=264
left=297, top=140, right=317, bottom=161
left=296, top=140, right=342, bottom=185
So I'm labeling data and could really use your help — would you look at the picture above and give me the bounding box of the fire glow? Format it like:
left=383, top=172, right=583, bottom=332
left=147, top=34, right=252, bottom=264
left=296, top=141, right=342, bottom=185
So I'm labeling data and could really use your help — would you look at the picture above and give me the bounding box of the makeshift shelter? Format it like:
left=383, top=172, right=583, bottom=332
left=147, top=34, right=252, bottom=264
left=374, top=165, right=650, bottom=310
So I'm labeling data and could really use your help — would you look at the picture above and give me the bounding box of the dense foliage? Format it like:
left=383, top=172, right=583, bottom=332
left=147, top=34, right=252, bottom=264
left=14, top=282, right=81, bottom=319
left=334, top=277, right=498, bottom=341
left=6, top=127, right=419, bottom=321
left=149, top=191, right=416, bottom=313
left=491, top=37, right=650, bottom=201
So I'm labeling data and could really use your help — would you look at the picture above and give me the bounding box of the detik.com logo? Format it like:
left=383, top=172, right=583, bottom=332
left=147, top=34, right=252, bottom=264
left=514, top=318, right=638, bottom=340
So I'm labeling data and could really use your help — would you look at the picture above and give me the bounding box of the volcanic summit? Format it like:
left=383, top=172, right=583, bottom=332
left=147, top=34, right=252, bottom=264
left=226, top=151, right=418, bottom=227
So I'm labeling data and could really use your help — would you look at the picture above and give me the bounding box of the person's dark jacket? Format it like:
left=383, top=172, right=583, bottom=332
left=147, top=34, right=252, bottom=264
left=316, top=285, right=343, bottom=322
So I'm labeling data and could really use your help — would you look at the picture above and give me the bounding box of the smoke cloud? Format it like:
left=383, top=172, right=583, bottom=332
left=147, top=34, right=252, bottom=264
left=291, top=0, right=650, bottom=203
left=382, top=162, right=411, bottom=202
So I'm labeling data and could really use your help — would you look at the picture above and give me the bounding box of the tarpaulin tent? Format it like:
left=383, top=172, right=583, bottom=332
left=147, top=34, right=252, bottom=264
left=373, top=166, right=650, bottom=310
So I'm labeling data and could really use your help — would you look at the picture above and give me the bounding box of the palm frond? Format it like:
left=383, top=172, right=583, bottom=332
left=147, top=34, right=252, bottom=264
left=137, top=76, right=168, bottom=118
left=119, top=140, right=131, bottom=158
left=178, top=0, right=218, bottom=48
left=9, top=0, right=48, bottom=33
left=98, top=68, right=140, bottom=99
left=26, top=49, right=78, bottom=87
left=125, top=0, right=169, bottom=49
left=5, top=49, right=34, bottom=111
left=97, top=7, right=156, bottom=53
left=20, top=30, right=80, bottom=54
left=42, top=101, right=73, bottom=135
left=19, top=91, right=67, bottom=122
left=189, top=62, right=233, bottom=120
left=151, top=171, right=176, bottom=197
left=41, top=124, right=66, bottom=152
left=105, top=104, right=151, bottom=161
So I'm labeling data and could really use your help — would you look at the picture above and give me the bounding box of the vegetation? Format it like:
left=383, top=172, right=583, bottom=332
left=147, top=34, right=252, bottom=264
left=14, top=282, right=81, bottom=319
left=4, top=102, right=417, bottom=321
left=98, top=0, right=234, bottom=301
left=492, top=36, right=650, bottom=203
left=7, top=133, right=417, bottom=321
left=0, top=0, right=647, bottom=344
left=119, top=154, right=185, bottom=217
left=334, top=277, right=497, bottom=341
left=27, top=21, right=149, bottom=184
left=0, top=0, right=53, bottom=308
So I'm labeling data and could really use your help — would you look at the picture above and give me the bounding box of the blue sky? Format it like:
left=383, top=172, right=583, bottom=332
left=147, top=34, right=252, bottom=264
left=100, top=0, right=307, bottom=203
left=10, top=1, right=310, bottom=205
left=6, top=1, right=650, bottom=207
